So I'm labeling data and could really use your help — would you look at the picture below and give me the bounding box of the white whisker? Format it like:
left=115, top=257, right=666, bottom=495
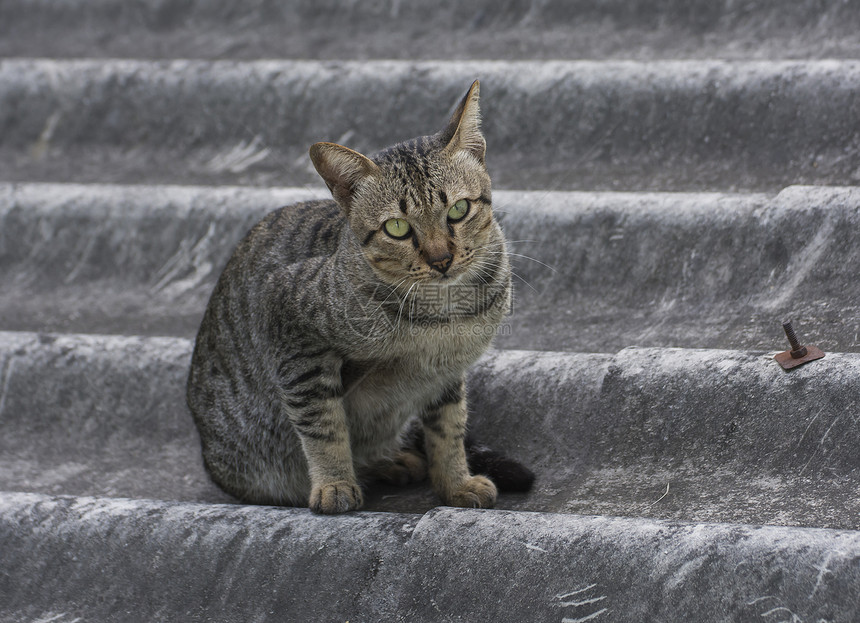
left=396, top=281, right=418, bottom=330
left=482, top=250, right=557, bottom=273
left=471, top=256, right=539, bottom=293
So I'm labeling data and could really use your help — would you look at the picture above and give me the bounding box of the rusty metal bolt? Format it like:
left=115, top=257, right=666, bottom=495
left=774, top=320, right=824, bottom=370
left=782, top=321, right=808, bottom=359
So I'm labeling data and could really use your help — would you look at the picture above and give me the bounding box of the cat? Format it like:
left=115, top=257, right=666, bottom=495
left=187, top=81, right=533, bottom=514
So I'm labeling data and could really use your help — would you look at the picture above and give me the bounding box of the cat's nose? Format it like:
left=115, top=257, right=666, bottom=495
left=427, top=252, right=454, bottom=274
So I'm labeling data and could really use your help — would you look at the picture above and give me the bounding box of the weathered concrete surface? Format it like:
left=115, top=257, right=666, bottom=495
left=468, top=348, right=860, bottom=529
left=0, top=492, right=415, bottom=622
left=3, top=183, right=860, bottom=353
left=4, top=0, right=860, bottom=61
left=0, top=183, right=323, bottom=337
left=2, top=331, right=858, bottom=529
left=0, top=331, right=229, bottom=504
left=2, top=59, right=860, bottom=191
left=2, top=492, right=860, bottom=623
left=499, top=184, right=860, bottom=353
left=399, top=507, right=860, bottom=622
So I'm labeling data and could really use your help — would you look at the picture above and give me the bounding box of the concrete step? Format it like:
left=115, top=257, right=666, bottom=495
left=3, top=0, right=860, bottom=61
left=3, top=59, right=860, bottom=191
left=2, top=330, right=857, bottom=529
left=3, top=183, right=859, bottom=353
left=3, top=491, right=859, bottom=622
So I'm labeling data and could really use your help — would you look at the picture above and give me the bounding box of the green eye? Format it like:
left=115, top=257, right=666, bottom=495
left=448, top=199, right=470, bottom=222
left=383, top=218, right=411, bottom=239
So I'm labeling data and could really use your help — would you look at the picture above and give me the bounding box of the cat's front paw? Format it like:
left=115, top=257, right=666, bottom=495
left=446, top=475, right=497, bottom=509
left=309, top=480, right=364, bottom=514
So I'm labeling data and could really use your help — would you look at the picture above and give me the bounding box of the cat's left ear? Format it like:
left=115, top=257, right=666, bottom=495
left=309, top=142, right=380, bottom=212
left=441, top=80, right=486, bottom=164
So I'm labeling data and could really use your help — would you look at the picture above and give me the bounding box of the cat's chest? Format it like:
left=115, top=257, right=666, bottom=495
left=335, top=278, right=508, bottom=418
left=340, top=357, right=448, bottom=424
left=339, top=332, right=478, bottom=417
left=341, top=336, right=467, bottom=392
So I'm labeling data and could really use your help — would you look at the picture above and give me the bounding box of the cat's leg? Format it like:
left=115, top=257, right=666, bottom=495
left=284, top=368, right=363, bottom=514
left=421, top=378, right=497, bottom=508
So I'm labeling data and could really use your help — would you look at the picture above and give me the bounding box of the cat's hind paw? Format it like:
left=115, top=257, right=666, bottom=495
left=309, top=480, right=364, bottom=514
left=447, top=475, right=497, bottom=509
left=370, top=449, right=428, bottom=486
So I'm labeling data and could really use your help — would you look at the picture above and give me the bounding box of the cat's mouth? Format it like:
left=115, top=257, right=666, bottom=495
left=424, top=266, right=467, bottom=284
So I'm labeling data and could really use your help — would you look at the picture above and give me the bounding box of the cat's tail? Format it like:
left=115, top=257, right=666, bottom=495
left=465, top=437, right=536, bottom=493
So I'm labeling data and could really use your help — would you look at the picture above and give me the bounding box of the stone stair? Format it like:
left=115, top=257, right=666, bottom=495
left=2, top=2, right=860, bottom=621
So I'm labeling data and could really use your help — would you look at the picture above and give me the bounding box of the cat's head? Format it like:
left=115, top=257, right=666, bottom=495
left=309, top=81, right=502, bottom=287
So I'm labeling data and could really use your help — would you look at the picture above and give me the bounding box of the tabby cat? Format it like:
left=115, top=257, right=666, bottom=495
left=187, top=81, right=532, bottom=514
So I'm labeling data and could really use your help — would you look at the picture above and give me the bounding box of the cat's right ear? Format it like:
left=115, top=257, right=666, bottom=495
left=309, top=142, right=380, bottom=212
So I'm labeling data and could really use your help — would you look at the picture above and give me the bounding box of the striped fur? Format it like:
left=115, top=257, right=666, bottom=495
left=187, top=81, right=512, bottom=513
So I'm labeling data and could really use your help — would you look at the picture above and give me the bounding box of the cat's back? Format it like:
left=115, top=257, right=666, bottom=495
left=188, top=199, right=346, bottom=443
left=241, top=199, right=346, bottom=266
left=189, top=198, right=347, bottom=390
